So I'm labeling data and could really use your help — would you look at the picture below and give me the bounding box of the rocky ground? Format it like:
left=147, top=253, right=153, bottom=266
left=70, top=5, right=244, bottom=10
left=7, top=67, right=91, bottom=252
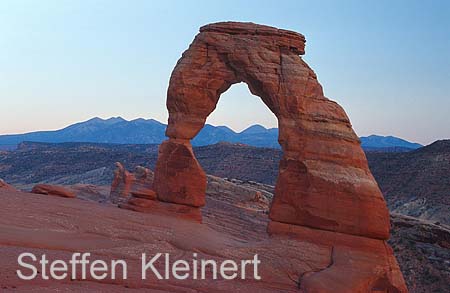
left=0, top=177, right=406, bottom=292
left=366, top=140, right=450, bottom=226
left=389, top=214, right=450, bottom=292
left=0, top=141, right=280, bottom=188
left=1, top=141, right=449, bottom=291
left=0, top=174, right=448, bottom=292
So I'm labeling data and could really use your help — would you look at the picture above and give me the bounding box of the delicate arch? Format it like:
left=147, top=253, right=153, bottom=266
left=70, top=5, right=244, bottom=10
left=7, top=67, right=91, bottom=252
left=153, top=22, right=390, bottom=239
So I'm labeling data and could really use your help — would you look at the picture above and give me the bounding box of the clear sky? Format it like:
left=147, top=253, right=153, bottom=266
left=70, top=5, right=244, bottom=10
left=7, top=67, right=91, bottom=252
left=1, top=0, right=449, bottom=145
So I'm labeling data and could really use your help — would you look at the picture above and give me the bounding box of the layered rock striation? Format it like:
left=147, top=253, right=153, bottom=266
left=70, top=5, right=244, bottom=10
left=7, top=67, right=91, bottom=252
left=121, top=22, right=406, bottom=291
left=110, top=162, right=135, bottom=203
left=153, top=21, right=389, bottom=240
left=31, top=184, right=76, bottom=198
left=0, top=178, right=17, bottom=191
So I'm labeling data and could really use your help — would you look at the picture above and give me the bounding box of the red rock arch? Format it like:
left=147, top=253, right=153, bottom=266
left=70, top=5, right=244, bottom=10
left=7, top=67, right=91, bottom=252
left=153, top=22, right=390, bottom=239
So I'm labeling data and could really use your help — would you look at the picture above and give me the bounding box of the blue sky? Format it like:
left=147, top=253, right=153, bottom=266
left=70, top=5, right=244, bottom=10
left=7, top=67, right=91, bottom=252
left=1, top=0, right=449, bottom=144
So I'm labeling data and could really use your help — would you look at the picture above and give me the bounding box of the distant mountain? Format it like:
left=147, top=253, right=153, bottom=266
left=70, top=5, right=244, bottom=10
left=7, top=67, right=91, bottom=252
left=0, top=117, right=421, bottom=151
left=193, top=125, right=237, bottom=146
left=0, top=117, right=280, bottom=149
left=360, top=135, right=422, bottom=150
left=0, top=117, right=167, bottom=148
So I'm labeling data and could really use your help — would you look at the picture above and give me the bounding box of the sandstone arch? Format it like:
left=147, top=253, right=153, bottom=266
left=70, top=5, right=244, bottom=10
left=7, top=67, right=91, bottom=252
left=153, top=22, right=390, bottom=239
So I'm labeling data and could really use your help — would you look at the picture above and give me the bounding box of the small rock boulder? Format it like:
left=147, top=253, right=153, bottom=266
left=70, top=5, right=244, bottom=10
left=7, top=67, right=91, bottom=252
left=31, top=184, right=76, bottom=198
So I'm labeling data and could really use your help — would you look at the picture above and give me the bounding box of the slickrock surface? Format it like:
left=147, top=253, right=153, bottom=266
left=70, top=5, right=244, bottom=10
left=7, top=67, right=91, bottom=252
left=67, top=184, right=110, bottom=202
left=154, top=21, right=390, bottom=239
left=120, top=197, right=203, bottom=223
left=0, top=185, right=406, bottom=292
left=31, top=184, right=76, bottom=198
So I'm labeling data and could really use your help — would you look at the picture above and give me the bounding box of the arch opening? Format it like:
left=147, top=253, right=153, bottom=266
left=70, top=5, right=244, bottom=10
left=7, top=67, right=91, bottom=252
left=191, top=82, right=280, bottom=149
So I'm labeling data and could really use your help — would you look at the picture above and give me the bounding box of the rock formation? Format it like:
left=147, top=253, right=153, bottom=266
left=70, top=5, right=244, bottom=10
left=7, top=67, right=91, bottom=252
left=0, top=178, right=16, bottom=191
left=153, top=140, right=206, bottom=207
left=109, top=162, right=135, bottom=203
left=129, top=165, right=156, bottom=199
left=118, top=22, right=407, bottom=291
left=31, top=184, right=76, bottom=198
left=116, top=162, right=202, bottom=221
left=153, top=21, right=389, bottom=240
left=110, top=163, right=156, bottom=203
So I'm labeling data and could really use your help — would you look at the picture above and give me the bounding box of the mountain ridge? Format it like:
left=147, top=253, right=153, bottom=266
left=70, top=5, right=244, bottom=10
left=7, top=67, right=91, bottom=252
left=0, top=116, right=423, bottom=151
left=360, top=134, right=423, bottom=149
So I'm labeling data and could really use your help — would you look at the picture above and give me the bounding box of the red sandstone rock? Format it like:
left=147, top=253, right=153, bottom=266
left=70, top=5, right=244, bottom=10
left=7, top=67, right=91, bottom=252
left=267, top=221, right=407, bottom=292
left=154, top=21, right=390, bottom=239
left=110, top=163, right=155, bottom=203
left=110, top=162, right=135, bottom=203
left=120, top=197, right=202, bottom=223
left=130, top=187, right=157, bottom=200
left=0, top=21, right=408, bottom=292
left=0, top=178, right=16, bottom=191
left=67, top=184, right=110, bottom=202
left=0, top=185, right=406, bottom=292
left=153, top=139, right=206, bottom=207
left=130, top=165, right=155, bottom=199
left=118, top=164, right=159, bottom=212
left=31, top=184, right=75, bottom=198
left=251, top=191, right=264, bottom=202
